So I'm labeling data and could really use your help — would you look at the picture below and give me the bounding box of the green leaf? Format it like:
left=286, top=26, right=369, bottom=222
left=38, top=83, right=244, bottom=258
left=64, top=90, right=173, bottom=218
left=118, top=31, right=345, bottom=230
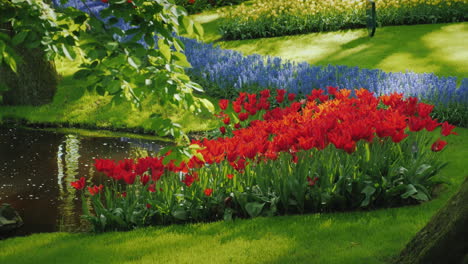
left=96, top=85, right=106, bottom=96
left=73, top=15, right=87, bottom=24
left=108, top=17, right=119, bottom=25
left=173, top=52, right=191, bottom=68
left=411, top=192, right=429, bottom=201
left=158, top=39, right=171, bottom=62
left=105, top=42, right=119, bottom=51
left=107, top=80, right=121, bottom=94
left=99, top=7, right=112, bottom=19
left=401, top=184, right=418, bottom=199
left=3, top=52, right=17, bottom=73
left=0, top=40, right=4, bottom=62
left=174, top=38, right=185, bottom=52
left=198, top=98, right=214, bottom=113
left=12, top=31, right=28, bottom=46
left=194, top=22, right=204, bottom=38
left=182, top=17, right=194, bottom=36
left=61, top=44, right=75, bottom=60
left=223, top=208, right=233, bottom=221
left=360, top=185, right=376, bottom=207
left=127, top=56, right=141, bottom=70
left=416, top=164, right=432, bottom=175
left=73, top=69, right=92, bottom=79
left=144, top=33, right=155, bottom=48
left=245, top=202, right=265, bottom=218
left=364, top=143, right=370, bottom=162
left=172, top=208, right=187, bottom=220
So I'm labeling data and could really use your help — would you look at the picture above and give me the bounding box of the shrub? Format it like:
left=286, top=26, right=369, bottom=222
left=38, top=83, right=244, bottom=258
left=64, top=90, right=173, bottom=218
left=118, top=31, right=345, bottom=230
left=174, top=0, right=247, bottom=14
left=218, top=0, right=468, bottom=40
left=72, top=88, right=457, bottom=232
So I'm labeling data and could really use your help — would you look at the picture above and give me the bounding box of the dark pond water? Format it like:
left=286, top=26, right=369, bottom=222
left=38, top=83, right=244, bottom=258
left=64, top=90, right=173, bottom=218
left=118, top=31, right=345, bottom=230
left=0, top=126, right=166, bottom=237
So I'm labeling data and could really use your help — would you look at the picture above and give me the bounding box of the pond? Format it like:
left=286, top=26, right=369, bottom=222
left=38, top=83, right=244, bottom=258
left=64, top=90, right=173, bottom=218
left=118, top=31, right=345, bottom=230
left=0, top=126, right=166, bottom=237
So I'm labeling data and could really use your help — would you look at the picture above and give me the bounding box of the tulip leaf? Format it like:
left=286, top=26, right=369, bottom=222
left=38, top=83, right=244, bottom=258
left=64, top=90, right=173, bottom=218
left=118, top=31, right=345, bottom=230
left=172, top=208, right=187, bottom=220
left=401, top=184, right=418, bottom=199
left=245, top=202, right=265, bottom=218
left=416, top=164, right=432, bottom=175
left=360, top=185, right=376, bottom=207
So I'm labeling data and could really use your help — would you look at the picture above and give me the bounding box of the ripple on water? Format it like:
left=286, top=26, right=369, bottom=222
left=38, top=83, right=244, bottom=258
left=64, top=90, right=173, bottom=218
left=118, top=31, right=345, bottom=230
left=0, top=126, right=166, bottom=236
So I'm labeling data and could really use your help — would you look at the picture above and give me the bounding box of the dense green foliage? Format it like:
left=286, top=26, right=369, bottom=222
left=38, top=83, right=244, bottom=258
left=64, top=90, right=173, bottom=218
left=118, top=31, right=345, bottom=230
left=174, top=0, right=247, bottom=14
left=218, top=0, right=468, bottom=40
left=0, top=0, right=214, bottom=152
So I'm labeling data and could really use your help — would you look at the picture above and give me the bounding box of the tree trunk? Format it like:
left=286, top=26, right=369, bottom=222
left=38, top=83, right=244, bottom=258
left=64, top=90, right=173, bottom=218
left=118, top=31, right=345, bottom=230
left=0, top=21, right=58, bottom=106
left=395, top=177, right=468, bottom=264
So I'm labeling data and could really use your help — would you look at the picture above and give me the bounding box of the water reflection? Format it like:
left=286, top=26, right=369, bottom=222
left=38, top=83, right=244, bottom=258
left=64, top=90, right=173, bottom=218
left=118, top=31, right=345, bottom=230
left=57, top=135, right=82, bottom=232
left=0, top=127, right=166, bottom=236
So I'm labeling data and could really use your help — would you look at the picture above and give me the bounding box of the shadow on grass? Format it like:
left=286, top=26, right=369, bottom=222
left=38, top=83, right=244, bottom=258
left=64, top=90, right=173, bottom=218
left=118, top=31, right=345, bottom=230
left=217, top=23, right=468, bottom=79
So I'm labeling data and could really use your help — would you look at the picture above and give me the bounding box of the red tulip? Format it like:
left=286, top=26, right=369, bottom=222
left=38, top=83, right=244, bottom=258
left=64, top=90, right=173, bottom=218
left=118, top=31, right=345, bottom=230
left=441, top=122, right=457, bottom=136
left=238, top=112, right=249, bottom=121
left=307, top=176, right=319, bottom=186
left=233, top=102, right=242, bottom=113
left=71, top=177, right=86, bottom=190
left=88, top=185, right=104, bottom=196
left=140, top=174, right=150, bottom=186
left=260, top=89, right=271, bottom=98
left=204, top=188, right=213, bottom=196
left=182, top=173, right=198, bottom=187
left=431, top=139, right=447, bottom=152
left=123, top=171, right=136, bottom=185
left=220, top=126, right=226, bottom=134
left=218, top=99, right=229, bottom=110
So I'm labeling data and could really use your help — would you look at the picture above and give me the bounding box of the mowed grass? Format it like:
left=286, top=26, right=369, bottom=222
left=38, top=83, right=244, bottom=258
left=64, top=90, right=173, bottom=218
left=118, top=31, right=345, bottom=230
left=191, top=12, right=468, bottom=80
left=1, top=128, right=466, bottom=264
left=0, top=60, right=218, bottom=135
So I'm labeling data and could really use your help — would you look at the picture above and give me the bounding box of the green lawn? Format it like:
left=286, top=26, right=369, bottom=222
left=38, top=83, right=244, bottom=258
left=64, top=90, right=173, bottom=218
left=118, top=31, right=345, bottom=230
left=192, top=12, right=468, bottom=80
left=1, top=128, right=467, bottom=264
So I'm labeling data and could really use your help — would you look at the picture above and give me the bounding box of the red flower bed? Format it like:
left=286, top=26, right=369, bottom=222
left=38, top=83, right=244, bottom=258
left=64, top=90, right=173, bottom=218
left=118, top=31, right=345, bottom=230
left=72, top=87, right=456, bottom=232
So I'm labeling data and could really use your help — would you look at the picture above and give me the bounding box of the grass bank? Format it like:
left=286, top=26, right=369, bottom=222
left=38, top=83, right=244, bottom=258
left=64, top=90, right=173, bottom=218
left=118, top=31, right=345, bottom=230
left=0, top=60, right=218, bottom=137
left=1, top=128, right=467, bottom=264
left=192, top=12, right=467, bottom=80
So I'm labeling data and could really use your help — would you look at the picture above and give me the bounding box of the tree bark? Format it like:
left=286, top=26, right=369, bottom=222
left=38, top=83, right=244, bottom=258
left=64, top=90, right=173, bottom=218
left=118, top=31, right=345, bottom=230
left=0, top=20, right=58, bottom=106
left=395, top=177, right=468, bottom=264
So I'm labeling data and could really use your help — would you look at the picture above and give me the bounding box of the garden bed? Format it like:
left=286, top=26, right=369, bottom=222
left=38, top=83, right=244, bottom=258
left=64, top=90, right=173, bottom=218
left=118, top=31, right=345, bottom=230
left=218, top=0, right=468, bottom=40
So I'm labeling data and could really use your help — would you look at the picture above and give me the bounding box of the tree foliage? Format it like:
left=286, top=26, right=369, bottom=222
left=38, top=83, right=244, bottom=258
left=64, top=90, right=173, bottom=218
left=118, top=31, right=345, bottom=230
left=0, top=0, right=214, bottom=158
